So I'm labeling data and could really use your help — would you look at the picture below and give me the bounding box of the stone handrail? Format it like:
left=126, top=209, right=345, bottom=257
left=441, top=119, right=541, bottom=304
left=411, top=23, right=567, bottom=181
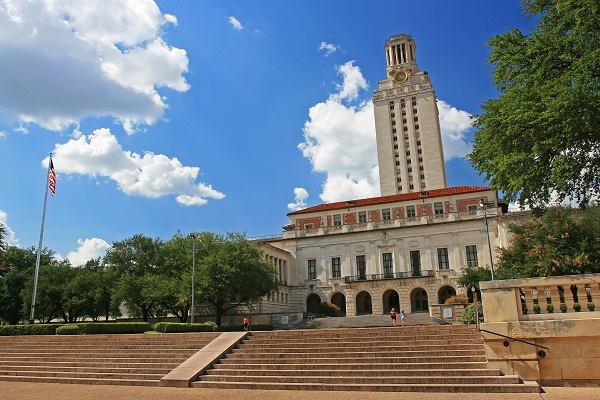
left=479, top=273, right=600, bottom=323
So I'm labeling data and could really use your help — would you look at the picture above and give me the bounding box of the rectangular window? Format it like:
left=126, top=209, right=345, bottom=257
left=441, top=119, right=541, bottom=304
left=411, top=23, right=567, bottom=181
left=410, top=250, right=421, bottom=276
left=403, top=127, right=408, bottom=131
left=333, top=214, right=342, bottom=226
left=331, top=257, right=341, bottom=278
left=382, top=208, right=391, bottom=220
left=391, top=120, right=396, bottom=125
left=434, top=202, right=444, bottom=214
left=414, top=117, right=419, bottom=121
left=437, top=248, right=449, bottom=270
left=466, top=245, right=478, bottom=267
left=406, top=150, right=411, bottom=156
left=356, top=255, right=366, bottom=279
left=308, top=259, right=317, bottom=279
left=383, top=253, right=394, bottom=278
left=398, top=185, right=402, bottom=190
left=305, top=223, right=313, bottom=232
left=358, top=211, right=367, bottom=223
left=393, top=136, right=398, bottom=142
left=407, top=205, right=416, bottom=217
left=467, top=205, right=478, bottom=215
left=415, top=124, right=420, bottom=130
left=409, top=184, right=414, bottom=189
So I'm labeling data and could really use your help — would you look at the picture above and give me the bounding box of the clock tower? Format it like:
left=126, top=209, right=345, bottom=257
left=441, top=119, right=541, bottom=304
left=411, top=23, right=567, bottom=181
left=373, top=34, right=447, bottom=196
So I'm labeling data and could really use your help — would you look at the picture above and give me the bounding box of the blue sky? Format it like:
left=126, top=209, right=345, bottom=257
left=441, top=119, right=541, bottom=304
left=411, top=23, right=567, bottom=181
left=0, top=0, right=533, bottom=264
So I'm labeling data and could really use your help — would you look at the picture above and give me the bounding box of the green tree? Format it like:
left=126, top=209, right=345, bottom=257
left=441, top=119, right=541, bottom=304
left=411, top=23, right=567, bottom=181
left=497, top=206, right=600, bottom=278
left=195, top=232, right=278, bottom=326
left=468, top=0, right=600, bottom=208
left=104, top=234, right=165, bottom=321
left=0, top=246, right=53, bottom=324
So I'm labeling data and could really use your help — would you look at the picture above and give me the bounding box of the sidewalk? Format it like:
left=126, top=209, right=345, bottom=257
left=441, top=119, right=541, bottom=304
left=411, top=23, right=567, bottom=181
left=2, top=381, right=600, bottom=400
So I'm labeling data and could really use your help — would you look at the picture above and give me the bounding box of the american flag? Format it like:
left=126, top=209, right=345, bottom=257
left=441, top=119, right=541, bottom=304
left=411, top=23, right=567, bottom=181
left=48, top=159, right=56, bottom=196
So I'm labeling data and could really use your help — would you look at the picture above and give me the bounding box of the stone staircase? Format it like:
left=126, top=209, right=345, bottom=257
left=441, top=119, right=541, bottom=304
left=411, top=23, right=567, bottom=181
left=193, top=325, right=540, bottom=393
left=0, top=332, right=219, bottom=386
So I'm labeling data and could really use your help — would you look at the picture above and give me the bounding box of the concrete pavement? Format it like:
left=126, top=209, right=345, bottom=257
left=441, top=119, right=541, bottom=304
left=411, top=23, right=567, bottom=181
left=2, top=381, right=600, bottom=400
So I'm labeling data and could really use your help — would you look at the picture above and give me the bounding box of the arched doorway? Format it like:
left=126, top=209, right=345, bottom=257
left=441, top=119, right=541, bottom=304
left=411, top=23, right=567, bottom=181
left=411, top=288, right=429, bottom=312
left=331, top=292, right=347, bottom=315
left=438, top=285, right=456, bottom=304
left=306, top=293, right=321, bottom=313
left=355, top=291, right=372, bottom=315
left=382, top=289, right=400, bottom=313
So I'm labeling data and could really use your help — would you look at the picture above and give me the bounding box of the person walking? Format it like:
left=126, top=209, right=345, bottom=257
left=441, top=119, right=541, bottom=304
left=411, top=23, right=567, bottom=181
left=400, top=310, right=406, bottom=326
left=390, top=308, right=397, bottom=327
left=243, top=316, right=249, bottom=331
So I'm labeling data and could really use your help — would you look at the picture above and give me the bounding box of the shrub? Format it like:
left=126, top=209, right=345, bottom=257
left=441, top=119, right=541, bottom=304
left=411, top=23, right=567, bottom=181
left=444, top=294, right=469, bottom=304
left=56, top=325, right=80, bottom=335
left=532, top=303, right=541, bottom=314
left=154, top=322, right=217, bottom=333
left=77, top=322, right=150, bottom=334
left=587, top=302, right=595, bottom=312
left=573, top=302, right=582, bottom=312
left=315, top=302, right=341, bottom=317
left=546, top=303, right=554, bottom=313
left=0, top=324, right=60, bottom=336
left=560, top=303, right=568, bottom=313
left=461, top=303, right=484, bottom=325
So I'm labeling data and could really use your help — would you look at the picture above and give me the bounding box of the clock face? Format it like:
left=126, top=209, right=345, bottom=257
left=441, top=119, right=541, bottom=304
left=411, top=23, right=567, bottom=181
left=394, top=70, right=408, bottom=83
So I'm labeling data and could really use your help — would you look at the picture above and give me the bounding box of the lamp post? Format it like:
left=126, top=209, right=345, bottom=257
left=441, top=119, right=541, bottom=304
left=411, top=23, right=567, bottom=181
left=478, top=199, right=496, bottom=281
left=189, top=233, right=197, bottom=324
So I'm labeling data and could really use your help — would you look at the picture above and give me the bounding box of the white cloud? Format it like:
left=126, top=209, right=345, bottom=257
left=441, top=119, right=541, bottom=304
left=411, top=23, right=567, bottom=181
left=0, top=210, right=19, bottom=247
left=67, top=238, right=110, bottom=267
left=299, top=61, right=379, bottom=203
left=298, top=62, right=476, bottom=204
left=287, top=188, right=309, bottom=211
left=0, top=0, right=189, bottom=133
left=227, top=16, right=243, bottom=30
left=0, top=130, right=6, bottom=138
left=47, top=128, right=225, bottom=206
left=318, top=42, right=340, bottom=57
left=437, top=100, right=473, bottom=160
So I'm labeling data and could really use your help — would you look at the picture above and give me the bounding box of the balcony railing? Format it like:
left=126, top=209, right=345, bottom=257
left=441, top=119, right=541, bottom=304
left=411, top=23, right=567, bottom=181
left=344, top=270, right=434, bottom=283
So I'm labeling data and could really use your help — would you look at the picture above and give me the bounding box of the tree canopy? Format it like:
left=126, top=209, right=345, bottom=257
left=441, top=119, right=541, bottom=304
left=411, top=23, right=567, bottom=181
left=496, top=205, right=600, bottom=278
left=468, top=0, right=600, bottom=207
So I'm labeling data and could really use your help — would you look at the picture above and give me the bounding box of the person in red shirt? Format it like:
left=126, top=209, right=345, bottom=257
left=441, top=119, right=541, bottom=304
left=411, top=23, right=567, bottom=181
left=243, top=316, right=249, bottom=331
left=390, top=308, right=397, bottom=327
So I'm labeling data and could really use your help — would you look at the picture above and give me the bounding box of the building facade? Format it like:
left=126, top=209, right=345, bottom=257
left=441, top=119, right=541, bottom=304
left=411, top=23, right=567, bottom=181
left=249, top=34, right=520, bottom=321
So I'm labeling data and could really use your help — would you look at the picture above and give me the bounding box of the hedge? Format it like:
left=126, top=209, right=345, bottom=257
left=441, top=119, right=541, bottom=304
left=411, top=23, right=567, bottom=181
left=76, top=322, right=151, bottom=334
left=56, top=324, right=80, bottom=335
left=0, top=324, right=60, bottom=336
left=154, top=322, right=217, bottom=333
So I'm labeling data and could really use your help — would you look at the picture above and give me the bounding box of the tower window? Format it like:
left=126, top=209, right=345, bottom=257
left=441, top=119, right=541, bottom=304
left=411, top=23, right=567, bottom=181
left=392, top=128, right=397, bottom=133
left=409, top=184, right=414, bottom=189
left=417, top=140, right=421, bottom=146
left=418, top=149, right=422, bottom=154
left=392, top=120, right=396, bottom=125
left=407, top=159, right=412, bottom=164
left=395, top=161, right=400, bottom=166
left=402, top=119, right=407, bottom=124
left=396, top=178, right=402, bottom=182
left=407, top=206, right=416, bottom=217
left=393, top=136, right=398, bottom=142
left=406, top=151, right=411, bottom=156
left=408, top=167, right=412, bottom=172
left=333, top=214, right=342, bottom=226
left=382, top=208, right=391, bottom=220
left=394, top=144, right=399, bottom=149
left=414, top=117, right=419, bottom=122
left=419, top=166, right=424, bottom=171
left=390, top=113, right=395, bottom=117
left=390, top=104, right=395, bottom=110
left=403, top=127, right=408, bottom=131
left=415, top=124, right=420, bottom=130
left=398, top=186, right=402, bottom=190
left=418, top=157, right=423, bottom=162
left=420, top=174, right=425, bottom=179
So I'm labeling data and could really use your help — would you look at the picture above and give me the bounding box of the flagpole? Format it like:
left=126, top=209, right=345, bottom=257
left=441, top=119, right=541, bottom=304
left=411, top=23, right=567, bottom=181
left=30, top=153, right=53, bottom=323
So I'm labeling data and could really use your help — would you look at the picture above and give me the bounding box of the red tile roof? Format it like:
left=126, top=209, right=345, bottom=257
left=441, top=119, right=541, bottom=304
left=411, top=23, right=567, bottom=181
left=288, top=186, right=493, bottom=216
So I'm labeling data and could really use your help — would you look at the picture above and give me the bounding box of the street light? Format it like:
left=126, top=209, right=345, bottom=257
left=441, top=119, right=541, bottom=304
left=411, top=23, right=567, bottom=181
left=189, top=233, right=197, bottom=324
left=478, top=199, right=496, bottom=281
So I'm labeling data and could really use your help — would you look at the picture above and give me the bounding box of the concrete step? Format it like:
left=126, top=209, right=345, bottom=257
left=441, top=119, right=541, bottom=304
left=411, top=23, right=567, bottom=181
left=211, top=361, right=490, bottom=371
left=206, top=367, right=503, bottom=377
left=197, top=374, right=524, bottom=385
left=191, top=380, right=541, bottom=393
left=225, top=349, right=485, bottom=358
left=219, top=355, right=487, bottom=364
left=0, top=375, right=161, bottom=386
left=0, top=369, right=164, bottom=380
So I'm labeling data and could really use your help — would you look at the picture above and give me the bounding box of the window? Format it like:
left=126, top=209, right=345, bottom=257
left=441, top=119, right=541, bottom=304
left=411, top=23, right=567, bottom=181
left=418, top=149, right=422, bottom=154
left=402, top=118, right=407, bottom=124
left=415, top=124, right=420, bottom=130
left=434, top=202, right=444, bottom=214
left=466, top=245, right=478, bottom=267
left=395, top=153, right=399, bottom=158
left=356, top=255, right=366, bottom=279
left=382, top=208, right=391, bottom=220
left=420, top=174, right=425, bottom=180
left=395, top=161, right=400, bottom=166
left=392, top=128, right=397, bottom=134
left=467, top=205, right=478, bottom=215
left=390, top=112, right=395, bottom=117
left=393, top=137, right=398, bottom=142
left=418, top=157, right=423, bottom=162
left=394, top=144, right=399, bottom=149
left=333, top=214, right=342, bottom=226
left=403, top=127, right=408, bottom=131
left=409, top=184, right=414, bottom=189
left=410, top=250, right=421, bottom=275
left=406, top=150, right=411, bottom=156
left=407, top=159, right=412, bottom=164
left=396, top=177, right=402, bottom=182
left=383, top=253, right=394, bottom=278
left=398, top=185, right=403, bottom=191
left=408, top=167, right=413, bottom=172
left=402, top=111, right=406, bottom=116
left=407, top=205, right=416, bottom=217
left=305, top=223, right=313, bottom=232
left=412, top=101, right=417, bottom=106
left=417, top=140, right=421, bottom=146
left=308, top=259, right=317, bottom=279
left=358, top=211, right=367, bottom=223
left=391, top=120, right=396, bottom=125
left=414, top=117, right=419, bottom=121
left=331, top=257, right=341, bottom=278
left=437, top=248, right=449, bottom=270
left=419, top=166, right=424, bottom=171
